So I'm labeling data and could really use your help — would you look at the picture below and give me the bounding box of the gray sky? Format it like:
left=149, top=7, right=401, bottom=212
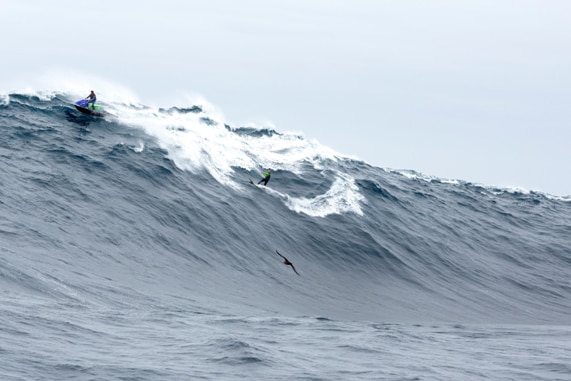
left=2, top=0, right=570, bottom=195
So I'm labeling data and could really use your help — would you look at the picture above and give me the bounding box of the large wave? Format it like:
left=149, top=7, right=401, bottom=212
left=1, top=90, right=570, bottom=325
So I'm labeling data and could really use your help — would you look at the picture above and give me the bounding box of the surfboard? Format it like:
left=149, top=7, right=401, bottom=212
left=249, top=179, right=264, bottom=188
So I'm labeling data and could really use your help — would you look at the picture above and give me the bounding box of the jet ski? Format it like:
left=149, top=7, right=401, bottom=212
left=74, top=99, right=105, bottom=117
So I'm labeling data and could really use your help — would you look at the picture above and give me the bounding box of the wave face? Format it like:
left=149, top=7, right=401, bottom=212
left=1, top=92, right=570, bottom=328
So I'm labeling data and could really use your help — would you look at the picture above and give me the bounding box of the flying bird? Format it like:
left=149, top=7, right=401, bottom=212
left=275, top=250, right=300, bottom=276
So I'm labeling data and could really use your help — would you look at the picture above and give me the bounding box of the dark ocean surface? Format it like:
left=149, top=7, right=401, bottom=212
left=1, top=93, right=570, bottom=380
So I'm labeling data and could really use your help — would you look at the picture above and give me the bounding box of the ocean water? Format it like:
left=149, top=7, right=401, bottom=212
left=0, top=92, right=570, bottom=380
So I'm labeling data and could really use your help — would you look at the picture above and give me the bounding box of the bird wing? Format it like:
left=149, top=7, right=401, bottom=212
left=275, top=250, right=286, bottom=260
left=290, top=264, right=300, bottom=276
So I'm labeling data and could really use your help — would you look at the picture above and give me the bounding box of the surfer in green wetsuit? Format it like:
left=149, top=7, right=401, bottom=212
left=257, top=169, right=272, bottom=186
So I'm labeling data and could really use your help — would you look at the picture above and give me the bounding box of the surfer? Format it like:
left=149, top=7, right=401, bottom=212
left=275, top=250, right=300, bottom=276
left=86, top=90, right=96, bottom=109
left=257, top=169, right=272, bottom=186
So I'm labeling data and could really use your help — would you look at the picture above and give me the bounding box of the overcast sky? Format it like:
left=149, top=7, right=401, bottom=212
left=2, top=1, right=570, bottom=196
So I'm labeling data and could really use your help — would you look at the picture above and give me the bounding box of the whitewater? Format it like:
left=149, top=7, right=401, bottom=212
left=1, top=89, right=570, bottom=380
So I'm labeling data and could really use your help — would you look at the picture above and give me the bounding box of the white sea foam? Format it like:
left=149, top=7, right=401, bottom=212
left=110, top=99, right=347, bottom=187
left=285, top=173, right=364, bottom=217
